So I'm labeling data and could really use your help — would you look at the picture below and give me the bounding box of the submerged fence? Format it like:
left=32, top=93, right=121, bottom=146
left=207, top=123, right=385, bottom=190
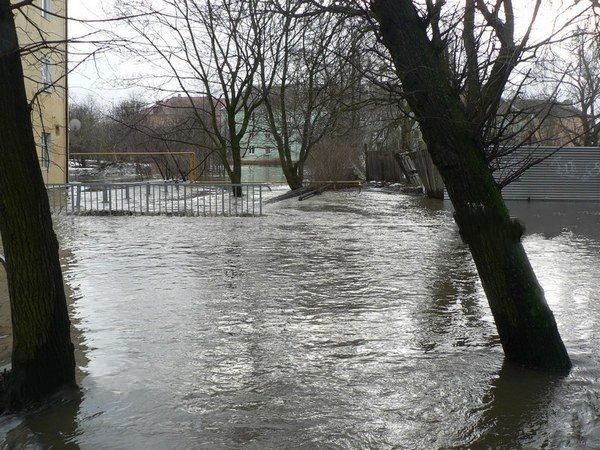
left=46, top=182, right=269, bottom=217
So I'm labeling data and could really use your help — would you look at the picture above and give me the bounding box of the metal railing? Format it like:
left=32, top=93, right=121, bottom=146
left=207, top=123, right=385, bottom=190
left=46, top=182, right=269, bottom=217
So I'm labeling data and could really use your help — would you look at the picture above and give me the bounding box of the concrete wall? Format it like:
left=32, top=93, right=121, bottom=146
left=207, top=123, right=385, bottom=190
left=14, top=0, right=68, bottom=184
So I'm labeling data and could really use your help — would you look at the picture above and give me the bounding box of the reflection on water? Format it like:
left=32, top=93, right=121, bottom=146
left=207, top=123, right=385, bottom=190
left=506, top=200, right=600, bottom=240
left=0, top=189, right=599, bottom=448
left=242, top=165, right=286, bottom=183
left=1, top=389, right=82, bottom=448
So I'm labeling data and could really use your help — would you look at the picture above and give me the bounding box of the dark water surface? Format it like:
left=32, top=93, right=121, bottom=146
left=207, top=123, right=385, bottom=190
left=0, top=188, right=599, bottom=448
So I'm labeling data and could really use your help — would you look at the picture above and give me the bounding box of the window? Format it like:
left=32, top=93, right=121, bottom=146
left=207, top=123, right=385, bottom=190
left=41, top=58, right=52, bottom=91
left=248, top=146, right=255, bottom=155
left=41, top=0, right=51, bottom=19
left=41, top=133, right=51, bottom=169
left=264, top=147, right=271, bottom=155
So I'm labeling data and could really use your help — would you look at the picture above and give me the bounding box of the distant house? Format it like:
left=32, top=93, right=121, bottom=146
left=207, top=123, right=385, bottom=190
left=500, top=99, right=583, bottom=147
left=145, top=95, right=222, bottom=130
left=147, top=95, right=297, bottom=164
left=235, top=85, right=309, bottom=166
left=238, top=109, right=301, bottom=165
left=142, top=95, right=226, bottom=179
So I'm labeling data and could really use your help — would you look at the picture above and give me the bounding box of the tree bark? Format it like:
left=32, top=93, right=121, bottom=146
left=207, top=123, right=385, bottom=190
left=282, top=165, right=303, bottom=191
left=371, top=0, right=571, bottom=373
left=0, top=0, right=76, bottom=410
left=230, top=142, right=243, bottom=197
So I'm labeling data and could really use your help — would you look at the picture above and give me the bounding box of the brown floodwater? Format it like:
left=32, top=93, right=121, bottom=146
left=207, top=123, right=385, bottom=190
left=0, top=187, right=599, bottom=448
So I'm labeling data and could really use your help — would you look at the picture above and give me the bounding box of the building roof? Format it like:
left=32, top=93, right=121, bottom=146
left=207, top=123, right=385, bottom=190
left=146, top=95, right=223, bottom=118
left=502, top=98, right=581, bottom=119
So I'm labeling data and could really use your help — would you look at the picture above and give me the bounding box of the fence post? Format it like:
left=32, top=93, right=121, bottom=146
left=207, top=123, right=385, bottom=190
left=364, top=144, right=370, bottom=182
left=70, top=185, right=75, bottom=214
left=76, top=184, right=82, bottom=211
left=221, top=186, right=225, bottom=215
left=183, top=185, right=187, bottom=215
left=146, top=183, right=151, bottom=214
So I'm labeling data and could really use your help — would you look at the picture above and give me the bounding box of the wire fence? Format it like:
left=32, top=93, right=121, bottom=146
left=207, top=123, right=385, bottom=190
left=46, top=182, right=269, bottom=217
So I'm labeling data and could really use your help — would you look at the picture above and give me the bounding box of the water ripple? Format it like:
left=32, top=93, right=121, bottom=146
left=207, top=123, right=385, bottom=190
left=0, top=191, right=598, bottom=448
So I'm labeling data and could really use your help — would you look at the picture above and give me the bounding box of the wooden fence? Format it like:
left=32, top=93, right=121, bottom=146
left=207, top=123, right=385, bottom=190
left=365, top=149, right=445, bottom=199
left=365, top=151, right=403, bottom=182
left=407, top=149, right=445, bottom=199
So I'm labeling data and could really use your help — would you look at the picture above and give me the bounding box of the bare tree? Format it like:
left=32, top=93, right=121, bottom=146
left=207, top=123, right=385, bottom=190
left=293, top=0, right=590, bottom=372
left=543, top=30, right=600, bottom=146
left=71, top=95, right=225, bottom=182
left=70, top=97, right=113, bottom=162
left=141, top=97, right=223, bottom=180
left=367, top=0, right=583, bottom=373
left=0, top=0, right=144, bottom=410
left=117, top=0, right=266, bottom=194
left=254, top=0, right=358, bottom=188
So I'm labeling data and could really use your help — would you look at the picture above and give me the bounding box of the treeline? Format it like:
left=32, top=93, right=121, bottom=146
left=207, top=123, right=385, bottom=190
left=75, top=1, right=600, bottom=191
left=69, top=91, right=408, bottom=185
left=70, top=96, right=225, bottom=181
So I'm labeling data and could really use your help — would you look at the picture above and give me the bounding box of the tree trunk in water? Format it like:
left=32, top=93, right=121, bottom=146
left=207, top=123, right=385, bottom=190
left=431, top=138, right=570, bottom=372
left=372, top=0, right=571, bottom=373
left=229, top=143, right=243, bottom=197
left=282, top=164, right=303, bottom=191
left=0, top=0, right=76, bottom=410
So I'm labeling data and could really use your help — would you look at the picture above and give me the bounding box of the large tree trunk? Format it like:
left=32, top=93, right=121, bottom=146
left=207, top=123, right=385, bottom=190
left=218, top=143, right=243, bottom=197
left=282, top=164, right=303, bottom=191
left=275, top=142, right=304, bottom=191
left=231, top=143, right=243, bottom=197
left=372, top=0, right=571, bottom=373
left=0, top=0, right=76, bottom=410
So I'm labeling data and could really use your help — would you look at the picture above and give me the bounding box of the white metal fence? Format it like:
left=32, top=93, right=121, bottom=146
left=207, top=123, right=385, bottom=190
left=46, top=182, right=269, bottom=216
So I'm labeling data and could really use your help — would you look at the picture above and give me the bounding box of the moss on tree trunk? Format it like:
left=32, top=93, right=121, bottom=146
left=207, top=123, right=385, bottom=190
left=372, top=0, right=571, bottom=373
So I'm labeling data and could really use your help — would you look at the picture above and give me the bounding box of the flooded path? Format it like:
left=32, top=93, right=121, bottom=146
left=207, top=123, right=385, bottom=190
left=1, top=188, right=599, bottom=448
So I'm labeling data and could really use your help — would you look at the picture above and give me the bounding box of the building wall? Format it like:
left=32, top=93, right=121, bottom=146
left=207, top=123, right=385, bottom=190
left=239, top=109, right=301, bottom=164
left=499, top=147, right=600, bottom=201
left=14, top=0, right=68, bottom=184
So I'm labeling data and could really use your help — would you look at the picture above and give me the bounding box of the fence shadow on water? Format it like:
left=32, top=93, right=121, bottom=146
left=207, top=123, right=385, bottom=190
left=46, top=183, right=268, bottom=217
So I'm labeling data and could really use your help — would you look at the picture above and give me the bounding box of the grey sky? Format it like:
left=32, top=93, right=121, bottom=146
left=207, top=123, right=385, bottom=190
left=67, top=0, right=588, bottom=107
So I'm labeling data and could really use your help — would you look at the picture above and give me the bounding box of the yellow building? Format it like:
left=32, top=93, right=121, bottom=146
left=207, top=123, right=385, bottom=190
left=14, top=0, right=68, bottom=184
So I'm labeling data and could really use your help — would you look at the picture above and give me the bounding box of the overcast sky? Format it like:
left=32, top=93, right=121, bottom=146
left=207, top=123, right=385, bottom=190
left=69, top=1, right=136, bottom=105
left=67, top=1, right=590, bottom=109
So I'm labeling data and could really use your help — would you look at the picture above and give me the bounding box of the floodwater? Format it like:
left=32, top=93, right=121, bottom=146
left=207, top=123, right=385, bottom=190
left=70, top=163, right=287, bottom=184
left=242, top=164, right=287, bottom=183
left=0, top=188, right=599, bottom=448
